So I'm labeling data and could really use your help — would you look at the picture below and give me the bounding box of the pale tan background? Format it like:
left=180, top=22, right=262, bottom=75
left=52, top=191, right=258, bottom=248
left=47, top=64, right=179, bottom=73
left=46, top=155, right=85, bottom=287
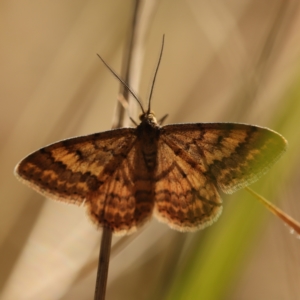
left=1, top=0, right=300, bottom=299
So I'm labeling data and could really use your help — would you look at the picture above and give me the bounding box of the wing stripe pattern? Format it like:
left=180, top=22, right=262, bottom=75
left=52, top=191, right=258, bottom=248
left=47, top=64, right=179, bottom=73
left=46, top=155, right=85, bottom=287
left=162, top=123, right=287, bottom=194
left=15, top=120, right=287, bottom=235
left=153, top=134, right=222, bottom=231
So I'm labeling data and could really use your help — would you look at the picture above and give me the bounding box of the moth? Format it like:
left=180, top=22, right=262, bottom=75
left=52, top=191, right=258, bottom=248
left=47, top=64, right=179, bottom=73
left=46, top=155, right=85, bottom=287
left=15, top=43, right=287, bottom=236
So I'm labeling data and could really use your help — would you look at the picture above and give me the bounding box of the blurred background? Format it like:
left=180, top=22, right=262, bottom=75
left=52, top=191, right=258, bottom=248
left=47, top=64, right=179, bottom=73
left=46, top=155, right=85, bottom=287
left=1, top=0, right=300, bottom=299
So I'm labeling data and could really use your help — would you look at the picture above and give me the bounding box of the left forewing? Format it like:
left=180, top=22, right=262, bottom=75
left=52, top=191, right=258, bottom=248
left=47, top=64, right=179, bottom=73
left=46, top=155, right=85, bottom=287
left=15, top=128, right=136, bottom=204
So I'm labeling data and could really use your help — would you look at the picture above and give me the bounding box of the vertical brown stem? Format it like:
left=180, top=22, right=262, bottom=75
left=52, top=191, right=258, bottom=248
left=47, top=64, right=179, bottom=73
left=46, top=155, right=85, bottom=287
left=94, top=227, right=113, bottom=300
left=93, top=1, right=142, bottom=299
left=93, top=0, right=158, bottom=298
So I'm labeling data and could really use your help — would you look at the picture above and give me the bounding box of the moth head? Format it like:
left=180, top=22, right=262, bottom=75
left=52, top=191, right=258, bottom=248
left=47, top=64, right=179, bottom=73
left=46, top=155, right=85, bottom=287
left=139, top=111, right=158, bottom=126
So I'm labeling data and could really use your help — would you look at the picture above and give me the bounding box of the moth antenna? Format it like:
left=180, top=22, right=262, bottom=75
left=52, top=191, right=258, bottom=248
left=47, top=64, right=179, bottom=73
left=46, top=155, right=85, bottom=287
left=147, top=35, right=165, bottom=114
left=96, top=54, right=145, bottom=114
left=117, top=93, right=139, bottom=126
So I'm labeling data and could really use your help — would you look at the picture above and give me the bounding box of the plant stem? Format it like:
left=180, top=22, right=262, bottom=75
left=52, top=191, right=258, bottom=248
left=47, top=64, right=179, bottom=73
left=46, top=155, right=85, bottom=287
left=93, top=0, right=158, bottom=298
left=245, top=187, right=300, bottom=234
left=94, top=227, right=113, bottom=300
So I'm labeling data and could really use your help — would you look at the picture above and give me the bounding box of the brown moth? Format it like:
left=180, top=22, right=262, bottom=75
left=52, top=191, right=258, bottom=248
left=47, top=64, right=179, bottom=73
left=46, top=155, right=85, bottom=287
left=14, top=43, right=287, bottom=236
